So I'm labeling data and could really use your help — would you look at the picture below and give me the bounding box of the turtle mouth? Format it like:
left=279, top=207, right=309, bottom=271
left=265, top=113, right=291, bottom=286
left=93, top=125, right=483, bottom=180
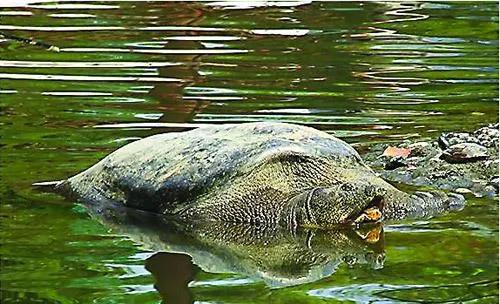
left=348, top=195, right=385, bottom=225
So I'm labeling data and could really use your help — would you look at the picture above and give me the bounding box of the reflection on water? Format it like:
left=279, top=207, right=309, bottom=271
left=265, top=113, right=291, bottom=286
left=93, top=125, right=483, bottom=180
left=146, top=253, right=198, bottom=304
left=93, top=203, right=384, bottom=301
left=1, top=1, right=497, bottom=137
left=0, top=1, right=498, bottom=303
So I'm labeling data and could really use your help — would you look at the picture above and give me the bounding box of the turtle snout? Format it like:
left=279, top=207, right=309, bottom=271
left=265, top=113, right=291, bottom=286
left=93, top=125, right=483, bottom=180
left=414, top=190, right=466, bottom=212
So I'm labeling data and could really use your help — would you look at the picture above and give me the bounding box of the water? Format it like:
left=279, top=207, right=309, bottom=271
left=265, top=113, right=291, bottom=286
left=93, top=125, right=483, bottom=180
left=0, top=1, right=498, bottom=303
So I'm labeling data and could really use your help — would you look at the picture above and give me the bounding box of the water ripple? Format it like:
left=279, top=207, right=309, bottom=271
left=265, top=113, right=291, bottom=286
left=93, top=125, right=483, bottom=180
left=28, top=4, right=119, bottom=10
left=0, top=73, right=183, bottom=82
left=41, top=91, right=113, bottom=96
left=49, top=13, right=97, bottom=18
left=94, top=122, right=213, bottom=129
left=0, top=60, right=181, bottom=68
left=377, top=2, right=429, bottom=24
left=61, top=48, right=249, bottom=55
left=0, top=11, right=32, bottom=16
left=205, top=1, right=312, bottom=10
left=0, top=25, right=126, bottom=31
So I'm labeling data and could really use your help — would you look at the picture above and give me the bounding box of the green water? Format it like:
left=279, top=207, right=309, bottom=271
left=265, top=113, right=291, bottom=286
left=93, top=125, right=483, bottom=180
left=0, top=1, right=498, bottom=303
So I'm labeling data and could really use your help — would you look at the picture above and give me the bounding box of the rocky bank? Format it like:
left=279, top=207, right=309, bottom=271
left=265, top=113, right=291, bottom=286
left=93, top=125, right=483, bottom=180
left=363, top=123, right=499, bottom=198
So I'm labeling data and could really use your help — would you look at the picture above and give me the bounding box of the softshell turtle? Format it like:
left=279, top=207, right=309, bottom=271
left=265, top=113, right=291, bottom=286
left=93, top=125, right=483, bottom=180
left=38, top=122, right=464, bottom=228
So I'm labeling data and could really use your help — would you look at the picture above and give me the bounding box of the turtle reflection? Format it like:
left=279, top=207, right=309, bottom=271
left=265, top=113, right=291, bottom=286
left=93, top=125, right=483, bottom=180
left=91, top=203, right=385, bottom=299
left=146, top=252, right=199, bottom=304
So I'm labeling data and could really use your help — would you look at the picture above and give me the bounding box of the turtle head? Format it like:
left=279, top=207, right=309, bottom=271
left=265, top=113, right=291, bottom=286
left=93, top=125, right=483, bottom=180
left=284, top=180, right=466, bottom=229
left=286, top=183, right=386, bottom=228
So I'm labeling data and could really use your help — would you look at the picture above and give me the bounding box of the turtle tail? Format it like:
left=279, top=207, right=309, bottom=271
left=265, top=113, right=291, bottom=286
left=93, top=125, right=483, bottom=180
left=32, top=180, right=71, bottom=195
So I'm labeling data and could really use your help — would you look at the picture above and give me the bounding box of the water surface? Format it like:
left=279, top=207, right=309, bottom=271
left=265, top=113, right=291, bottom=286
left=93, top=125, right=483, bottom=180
left=0, top=1, right=498, bottom=303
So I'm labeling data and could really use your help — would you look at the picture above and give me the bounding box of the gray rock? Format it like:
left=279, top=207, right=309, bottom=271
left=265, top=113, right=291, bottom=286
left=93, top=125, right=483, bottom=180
left=438, top=123, right=499, bottom=149
left=455, top=188, right=472, bottom=195
left=408, top=142, right=433, bottom=157
left=440, top=143, right=489, bottom=163
left=489, top=176, right=499, bottom=189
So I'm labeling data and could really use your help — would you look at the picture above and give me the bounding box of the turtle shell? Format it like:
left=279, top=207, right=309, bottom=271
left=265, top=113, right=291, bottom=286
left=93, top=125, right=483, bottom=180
left=67, top=122, right=363, bottom=214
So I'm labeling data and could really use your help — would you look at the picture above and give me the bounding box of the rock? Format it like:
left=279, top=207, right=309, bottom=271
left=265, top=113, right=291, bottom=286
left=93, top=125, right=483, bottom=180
left=382, top=146, right=411, bottom=158
left=489, top=176, right=499, bottom=189
left=473, top=124, right=499, bottom=148
left=408, top=142, right=432, bottom=156
left=440, top=143, right=489, bottom=163
left=483, top=185, right=497, bottom=197
left=439, top=123, right=499, bottom=149
left=438, top=134, right=450, bottom=149
left=361, top=122, right=498, bottom=198
left=438, top=132, right=471, bottom=149
left=455, top=188, right=472, bottom=195
left=384, top=156, right=407, bottom=170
